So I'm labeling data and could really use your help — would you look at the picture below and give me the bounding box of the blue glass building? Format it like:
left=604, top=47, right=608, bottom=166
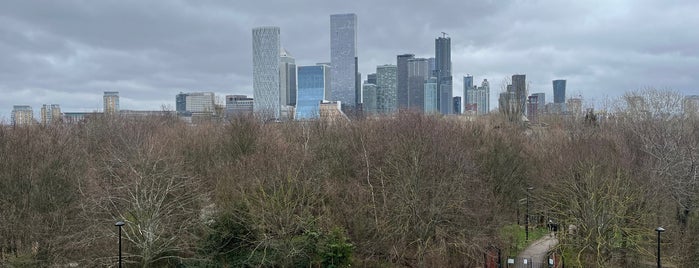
left=295, top=65, right=330, bottom=120
left=553, top=79, right=566, bottom=103
left=424, top=77, right=439, bottom=113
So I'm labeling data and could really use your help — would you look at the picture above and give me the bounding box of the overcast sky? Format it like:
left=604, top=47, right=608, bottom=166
left=1, top=0, right=697, bottom=121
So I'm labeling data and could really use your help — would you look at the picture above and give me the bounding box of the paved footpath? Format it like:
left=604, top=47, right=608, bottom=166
left=517, top=233, right=558, bottom=264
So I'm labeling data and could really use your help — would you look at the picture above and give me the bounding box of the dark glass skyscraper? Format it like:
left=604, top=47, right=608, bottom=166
left=407, top=58, right=429, bottom=110
left=435, top=36, right=452, bottom=114
left=512, top=74, right=527, bottom=114
left=396, top=54, right=415, bottom=110
left=330, top=14, right=358, bottom=108
left=553, top=79, right=566, bottom=103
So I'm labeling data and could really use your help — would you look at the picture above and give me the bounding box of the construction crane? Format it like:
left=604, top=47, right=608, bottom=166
left=441, top=31, right=449, bottom=38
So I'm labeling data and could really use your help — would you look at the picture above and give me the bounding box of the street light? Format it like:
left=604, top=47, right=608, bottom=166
left=115, top=221, right=125, bottom=268
left=656, top=227, right=665, bottom=268
left=526, top=187, right=534, bottom=241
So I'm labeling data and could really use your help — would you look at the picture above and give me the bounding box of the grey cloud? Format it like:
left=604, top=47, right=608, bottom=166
left=1, top=0, right=697, bottom=120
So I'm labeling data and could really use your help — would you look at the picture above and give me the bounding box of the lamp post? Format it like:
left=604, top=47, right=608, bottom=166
left=116, top=221, right=125, bottom=268
left=656, top=227, right=665, bottom=268
left=526, top=187, right=534, bottom=241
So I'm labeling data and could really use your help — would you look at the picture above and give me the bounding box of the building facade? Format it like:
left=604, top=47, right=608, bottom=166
left=296, top=65, right=331, bottom=120
left=407, top=58, right=429, bottom=111
left=11, top=105, right=33, bottom=126
left=396, top=54, right=415, bottom=110
left=176, top=92, right=216, bottom=117
left=330, top=13, right=358, bottom=108
left=424, top=77, right=439, bottom=114
left=453, top=96, right=461, bottom=114
left=553, top=80, right=566, bottom=104
left=465, top=78, right=490, bottom=115
left=376, top=64, right=397, bottom=114
left=280, top=49, right=297, bottom=106
left=103, top=91, right=119, bottom=115
left=362, top=83, right=378, bottom=115
left=225, top=95, right=254, bottom=118
left=253, top=26, right=281, bottom=119
left=40, top=104, right=61, bottom=125
left=512, top=74, right=527, bottom=115
left=435, top=36, right=452, bottom=114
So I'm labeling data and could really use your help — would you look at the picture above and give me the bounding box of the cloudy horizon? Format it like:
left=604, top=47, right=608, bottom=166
left=1, top=0, right=697, bottom=121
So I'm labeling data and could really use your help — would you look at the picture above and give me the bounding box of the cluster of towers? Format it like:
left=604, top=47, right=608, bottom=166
left=252, top=14, right=360, bottom=120
left=251, top=14, right=491, bottom=121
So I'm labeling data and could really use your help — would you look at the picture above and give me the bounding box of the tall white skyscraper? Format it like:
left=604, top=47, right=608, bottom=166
left=330, top=14, right=358, bottom=109
left=252, top=26, right=281, bottom=119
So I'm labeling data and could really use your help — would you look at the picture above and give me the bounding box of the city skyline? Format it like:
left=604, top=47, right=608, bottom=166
left=1, top=1, right=698, bottom=120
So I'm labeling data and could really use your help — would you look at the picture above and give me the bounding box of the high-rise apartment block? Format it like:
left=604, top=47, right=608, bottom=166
left=296, top=64, right=331, bottom=120
left=252, top=26, right=281, bottom=119
left=330, top=14, right=359, bottom=109
left=40, top=104, right=61, bottom=125
left=376, top=64, right=397, bottom=114
left=11, top=105, right=33, bottom=126
left=280, top=49, right=297, bottom=106
left=103, top=91, right=119, bottom=115
left=465, top=78, right=490, bottom=115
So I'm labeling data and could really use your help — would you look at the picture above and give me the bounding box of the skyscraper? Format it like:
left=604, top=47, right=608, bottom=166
left=330, top=13, right=358, bottom=109
left=296, top=65, right=331, bottom=120
left=463, top=75, right=474, bottom=113
left=424, top=78, right=439, bottom=114
left=396, top=54, right=415, bottom=109
left=253, top=26, right=281, bottom=119
left=435, top=35, right=452, bottom=114
left=40, top=104, right=61, bottom=125
left=553, top=80, right=566, bottom=104
left=362, top=83, right=378, bottom=115
left=280, top=49, right=297, bottom=106
left=103, top=91, right=119, bottom=115
left=512, top=74, right=527, bottom=115
left=376, top=64, right=397, bottom=114
left=11, top=105, right=33, bottom=126
left=407, top=58, right=429, bottom=110
left=464, top=78, right=490, bottom=115
left=478, top=79, right=490, bottom=115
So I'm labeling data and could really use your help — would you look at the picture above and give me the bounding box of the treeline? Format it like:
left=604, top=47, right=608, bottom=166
left=0, top=89, right=697, bottom=267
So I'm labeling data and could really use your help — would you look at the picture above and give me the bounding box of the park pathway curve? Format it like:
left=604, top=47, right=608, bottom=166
left=517, top=233, right=558, bottom=265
